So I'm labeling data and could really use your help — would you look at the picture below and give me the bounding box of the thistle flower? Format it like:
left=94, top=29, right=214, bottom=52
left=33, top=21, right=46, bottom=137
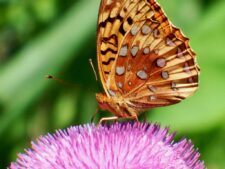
left=10, top=122, right=205, bottom=169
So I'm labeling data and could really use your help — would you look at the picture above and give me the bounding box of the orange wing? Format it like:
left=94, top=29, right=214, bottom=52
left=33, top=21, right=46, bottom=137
left=97, top=0, right=128, bottom=97
left=97, top=0, right=200, bottom=109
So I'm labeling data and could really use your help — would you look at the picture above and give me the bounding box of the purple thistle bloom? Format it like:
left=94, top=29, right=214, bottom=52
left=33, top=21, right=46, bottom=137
left=10, top=122, right=205, bottom=169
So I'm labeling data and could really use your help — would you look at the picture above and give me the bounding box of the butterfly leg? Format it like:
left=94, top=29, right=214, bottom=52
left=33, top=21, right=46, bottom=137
left=91, top=107, right=100, bottom=123
left=98, top=116, right=119, bottom=126
left=134, top=115, right=139, bottom=121
left=129, top=114, right=139, bottom=122
left=125, top=106, right=139, bottom=122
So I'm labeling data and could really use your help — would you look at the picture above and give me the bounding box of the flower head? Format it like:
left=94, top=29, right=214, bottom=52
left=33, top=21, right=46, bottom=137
left=10, top=122, right=205, bottom=169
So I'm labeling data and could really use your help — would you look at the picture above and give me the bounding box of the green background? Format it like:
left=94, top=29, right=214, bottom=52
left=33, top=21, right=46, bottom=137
left=0, top=0, right=225, bottom=168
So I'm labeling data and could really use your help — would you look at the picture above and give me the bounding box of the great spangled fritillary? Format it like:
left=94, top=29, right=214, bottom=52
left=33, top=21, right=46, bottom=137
left=95, top=0, right=200, bottom=122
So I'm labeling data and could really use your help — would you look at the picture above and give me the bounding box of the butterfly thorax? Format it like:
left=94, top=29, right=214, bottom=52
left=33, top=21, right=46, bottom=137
left=96, top=93, right=137, bottom=118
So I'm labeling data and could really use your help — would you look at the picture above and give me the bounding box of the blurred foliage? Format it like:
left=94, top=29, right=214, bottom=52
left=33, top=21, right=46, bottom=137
left=0, top=0, right=224, bottom=168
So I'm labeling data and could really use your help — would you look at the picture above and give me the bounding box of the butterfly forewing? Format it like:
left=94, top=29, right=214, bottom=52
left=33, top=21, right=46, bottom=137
left=97, top=0, right=199, bottom=113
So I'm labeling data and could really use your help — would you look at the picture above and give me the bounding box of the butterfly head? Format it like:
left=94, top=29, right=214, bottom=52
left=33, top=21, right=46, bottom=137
left=96, top=93, right=112, bottom=111
left=96, top=93, right=122, bottom=114
left=96, top=93, right=137, bottom=118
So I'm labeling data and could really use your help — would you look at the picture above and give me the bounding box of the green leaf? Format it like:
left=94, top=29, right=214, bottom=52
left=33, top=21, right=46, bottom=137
left=0, top=0, right=99, bottom=136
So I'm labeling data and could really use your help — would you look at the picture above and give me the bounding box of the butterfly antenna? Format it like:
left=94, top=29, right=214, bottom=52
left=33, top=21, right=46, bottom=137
left=91, top=107, right=99, bottom=123
left=89, top=58, right=98, bottom=81
left=45, top=74, right=79, bottom=88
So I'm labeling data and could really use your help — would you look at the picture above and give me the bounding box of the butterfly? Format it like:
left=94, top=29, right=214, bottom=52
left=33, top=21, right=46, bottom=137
left=95, top=0, right=200, bottom=123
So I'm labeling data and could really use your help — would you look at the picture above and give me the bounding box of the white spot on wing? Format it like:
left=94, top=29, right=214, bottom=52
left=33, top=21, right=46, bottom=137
left=156, top=58, right=166, bottom=68
left=143, top=47, right=150, bottom=54
left=137, top=70, right=148, bottom=80
left=131, top=46, right=139, bottom=57
left=177, top=47, right=184, bottom=58
left=148, top=85, right=157, bottom=93
left=161, top=71, right=169, bottom=79
left=184, top=63, right=191, bottom=73
left=131, top=25, right=139, bottom=36
left=172, top=82, right=177, bottom=91
left=108, top=89, right=116, bottom=96
left=119, top=45, right=128, bottom=57
left=128, top=81, right=132, bottom=86
left=117, top=82, right=123, bottom=89
left=142, top=25, right=151, bottom=35
left=150, top=95, right=157, bottom=101
left=107, top=0, right=112, bottom=5
left=166, top=38, right=176, bottom=47
left=116, top=66, right=125, bottom=76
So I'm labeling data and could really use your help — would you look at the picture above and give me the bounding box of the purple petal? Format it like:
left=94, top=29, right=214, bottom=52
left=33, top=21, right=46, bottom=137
left=10, top=122, right=205, bottom=169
